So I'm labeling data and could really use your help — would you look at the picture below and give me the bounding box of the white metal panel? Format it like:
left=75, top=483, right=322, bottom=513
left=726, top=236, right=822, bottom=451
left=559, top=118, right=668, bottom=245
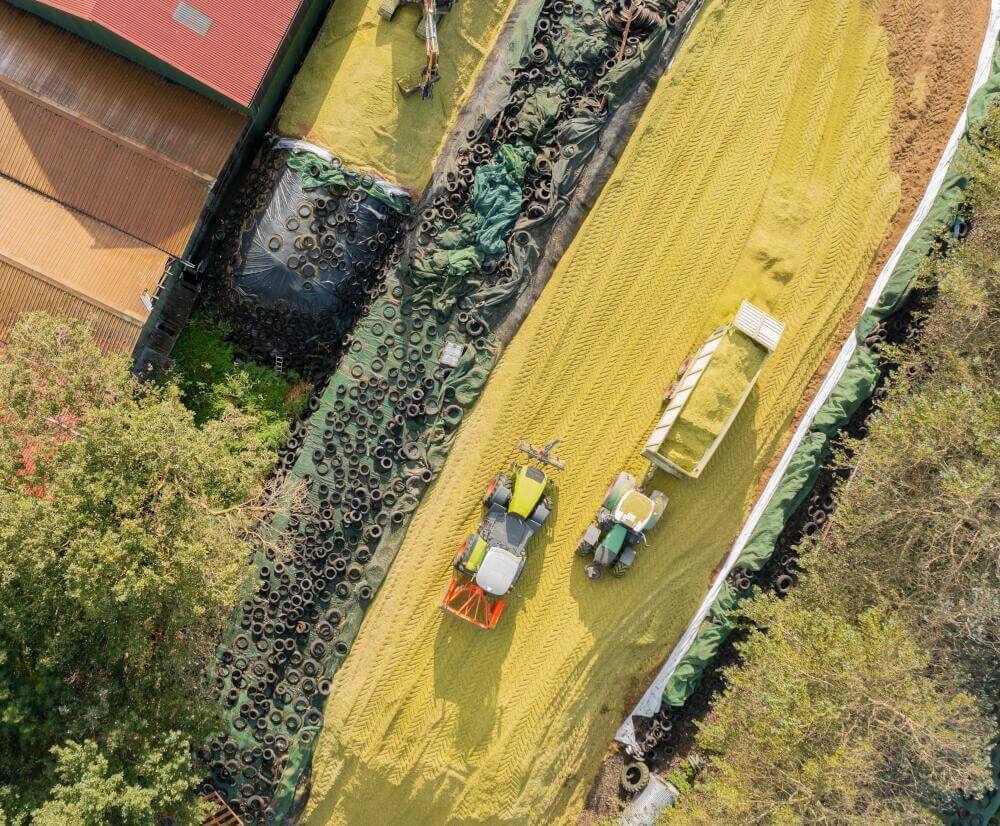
left=733, top=299, right=784, bottom=351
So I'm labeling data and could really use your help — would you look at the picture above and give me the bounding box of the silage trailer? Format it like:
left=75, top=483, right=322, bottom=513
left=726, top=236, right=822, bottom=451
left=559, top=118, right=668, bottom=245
left=643, top=300, right=784, bottom=479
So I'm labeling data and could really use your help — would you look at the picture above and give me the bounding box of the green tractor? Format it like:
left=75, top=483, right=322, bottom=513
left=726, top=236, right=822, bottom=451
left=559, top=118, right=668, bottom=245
left=576, top=472, right=667, bottom=579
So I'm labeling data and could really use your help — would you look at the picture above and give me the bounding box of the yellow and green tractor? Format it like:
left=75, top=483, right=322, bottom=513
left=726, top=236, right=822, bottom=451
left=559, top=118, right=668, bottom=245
left=441, top=440, right=564, bottom=628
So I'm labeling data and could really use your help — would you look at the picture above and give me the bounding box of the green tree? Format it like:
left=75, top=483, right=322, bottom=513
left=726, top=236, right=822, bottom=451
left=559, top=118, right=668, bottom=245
left=31, top=736, right=205, bottom=826
left=0, top=313, right=275, bottom=820
left=667, top=604, right=992, bottom=825
left=168, top=315, right=307, bottom=447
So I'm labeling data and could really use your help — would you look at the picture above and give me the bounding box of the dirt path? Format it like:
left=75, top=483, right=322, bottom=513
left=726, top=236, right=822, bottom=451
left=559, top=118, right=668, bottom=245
left=302, top=1, right=903, bottom=823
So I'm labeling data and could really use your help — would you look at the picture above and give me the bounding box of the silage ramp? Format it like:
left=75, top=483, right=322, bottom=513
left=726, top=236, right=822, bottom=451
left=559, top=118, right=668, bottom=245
left=303, top=1, right=901, bottom=823
left=277, top=0, right=523, bottom=192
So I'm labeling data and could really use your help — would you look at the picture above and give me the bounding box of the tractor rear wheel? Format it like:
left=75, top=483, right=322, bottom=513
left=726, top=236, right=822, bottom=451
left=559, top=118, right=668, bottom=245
left=611, top=561, right=629, bottom=578
left=576, top=540, right=593, bottom=557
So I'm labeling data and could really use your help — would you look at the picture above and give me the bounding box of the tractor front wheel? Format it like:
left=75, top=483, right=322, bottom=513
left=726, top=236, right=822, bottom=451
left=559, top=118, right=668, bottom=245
left=529, top=497, right=551, bottom=526
left=585, top=563, right=603, bottom=580
left=596, top=507, right=614, bottom=530
left=483, top=474, right=511, bottom=508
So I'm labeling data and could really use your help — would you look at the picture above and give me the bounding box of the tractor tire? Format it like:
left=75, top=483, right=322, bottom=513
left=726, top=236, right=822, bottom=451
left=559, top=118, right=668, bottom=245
left=576, top=540, right=593, bottom=557
left=379, top=0, right=401, bottom=20
left=621, top=761, right=650, bottom=794
left=611, top=560, right=629, bottom=578
left=529, top=499, right=550, bottom=527
left=483, top=474, right=512, bottom=508
left=585, top=563, right=603, bottom=580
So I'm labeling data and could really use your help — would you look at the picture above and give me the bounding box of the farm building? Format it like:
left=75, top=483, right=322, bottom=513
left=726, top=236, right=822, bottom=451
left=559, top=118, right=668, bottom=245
left=0, top=0, right=329, bottom=357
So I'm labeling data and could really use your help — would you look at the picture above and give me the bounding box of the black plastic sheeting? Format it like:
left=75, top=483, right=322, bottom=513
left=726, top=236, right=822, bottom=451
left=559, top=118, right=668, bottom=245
left=203, top=143, right=409, bottom=379
left=235, top=164, right=397, bottom=316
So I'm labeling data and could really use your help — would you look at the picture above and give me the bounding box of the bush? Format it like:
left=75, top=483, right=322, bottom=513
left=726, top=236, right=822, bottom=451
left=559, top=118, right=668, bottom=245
left=169, top=316, right=308, bottom=447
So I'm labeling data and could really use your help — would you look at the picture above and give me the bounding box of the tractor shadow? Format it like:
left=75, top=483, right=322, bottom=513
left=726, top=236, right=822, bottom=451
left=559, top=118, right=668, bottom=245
left=567, top=389, right=764, bottom=639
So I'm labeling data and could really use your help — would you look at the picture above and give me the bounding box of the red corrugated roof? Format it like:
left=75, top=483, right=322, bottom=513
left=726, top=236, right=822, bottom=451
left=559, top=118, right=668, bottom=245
left=33, top=0, right=303, bottom=108
left=33, top=0, right=97, bottom=14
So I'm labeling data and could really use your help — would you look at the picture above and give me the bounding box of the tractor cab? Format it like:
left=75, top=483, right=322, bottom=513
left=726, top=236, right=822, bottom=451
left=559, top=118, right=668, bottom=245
left=614, top=489, right=657, bottom=533
left=475, top=547, right=523, bottom=595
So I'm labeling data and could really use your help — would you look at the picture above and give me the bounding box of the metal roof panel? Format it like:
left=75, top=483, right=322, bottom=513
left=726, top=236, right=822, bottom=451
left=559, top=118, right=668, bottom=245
left=0, top=176, right=169, bottom=323
left=32, top=0, right=307, bottom=107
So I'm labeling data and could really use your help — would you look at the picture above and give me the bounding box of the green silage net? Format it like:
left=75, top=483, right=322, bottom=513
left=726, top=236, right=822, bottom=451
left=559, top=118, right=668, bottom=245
left=406, top=141, right=534, bottom=316
left=286, top=151, right=412, bottom=214
left=473, top=143, right=535, bottom=256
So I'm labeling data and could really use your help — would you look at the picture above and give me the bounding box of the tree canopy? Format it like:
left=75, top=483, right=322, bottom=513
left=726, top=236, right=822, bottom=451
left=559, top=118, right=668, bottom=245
left=0, top=313, right=277, bottom=823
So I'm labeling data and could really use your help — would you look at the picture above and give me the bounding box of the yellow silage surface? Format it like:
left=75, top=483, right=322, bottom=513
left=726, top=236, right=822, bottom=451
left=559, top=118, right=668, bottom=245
left=277, top=0, right=514, bottom=192
left=306, top=0, right=899, bottom=823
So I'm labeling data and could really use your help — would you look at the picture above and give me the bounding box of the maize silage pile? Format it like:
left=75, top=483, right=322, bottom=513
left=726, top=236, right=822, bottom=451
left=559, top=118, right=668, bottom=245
left=202, top=0, right=698, bottom=820
left=278, top=0, right=519, bottom=191
left=661, top=330, right=769, bottom=474
left=628, top=23, right=1000, bottom=820
left=302, top=1, right=902, bottom=824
